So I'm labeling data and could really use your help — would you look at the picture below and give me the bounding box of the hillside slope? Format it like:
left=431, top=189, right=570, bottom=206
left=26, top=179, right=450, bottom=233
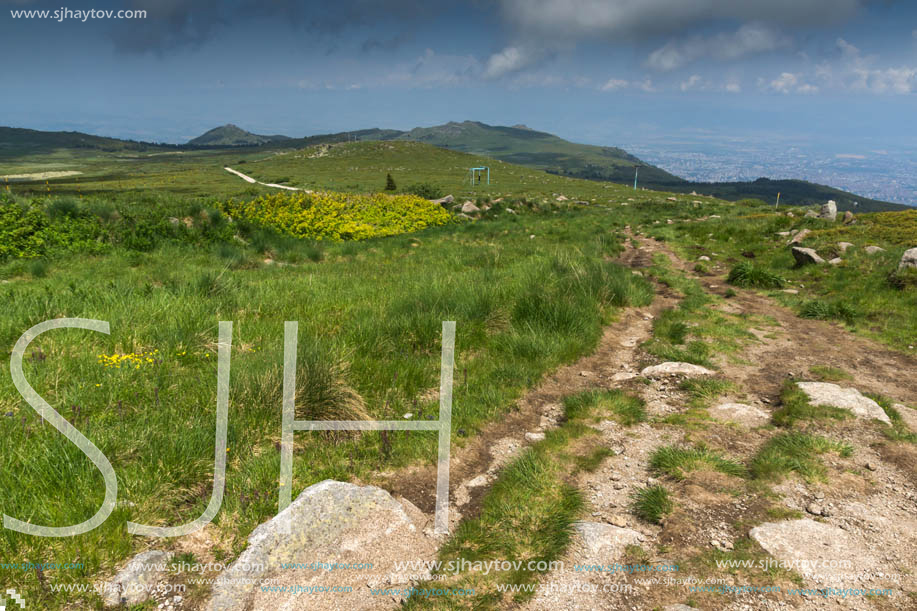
left=187, top=123, right=291, bottom=146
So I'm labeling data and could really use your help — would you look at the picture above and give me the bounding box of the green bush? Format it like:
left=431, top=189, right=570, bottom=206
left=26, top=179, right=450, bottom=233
left=727, top=261, right=785, bottom=289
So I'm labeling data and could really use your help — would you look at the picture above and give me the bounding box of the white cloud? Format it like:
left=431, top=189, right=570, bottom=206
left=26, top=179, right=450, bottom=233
left=498, top=0, right=864, bottom=40
left=680, top=74, right=703, bottom=91
left=601, top=78, right=629, bottom=91
left=764, top=71, right=817, bottom=94
left=647, top=23, right=789, bottom=71
left=482, top=45, right=542, bottom=79
left=724, top=81, right=742, bottom=93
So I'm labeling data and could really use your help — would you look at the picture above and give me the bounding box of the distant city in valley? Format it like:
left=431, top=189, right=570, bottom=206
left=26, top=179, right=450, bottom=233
left=626, top=136, right=917, bottom=206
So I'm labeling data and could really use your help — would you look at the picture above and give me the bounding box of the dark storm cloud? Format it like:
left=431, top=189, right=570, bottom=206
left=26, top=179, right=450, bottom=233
left=101, top=0, right=451, bottom=53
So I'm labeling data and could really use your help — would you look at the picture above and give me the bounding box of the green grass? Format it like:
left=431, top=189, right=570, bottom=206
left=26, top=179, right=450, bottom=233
left=799, top=299, right=862, bottom=325
left=772, top=380, right=851, bottom=427
left=808, top=365, right=853, bottom=382
left=649, top=445, right=747, bottom=480
left=727, top=261, right=785, bottom=289
left=750, top=432, right=853, bottom=482
left=865, top=392, right=917, bottom=444
left=631, top=485, right=674, bottom=524
left=0, top=202, right=655, bottom=608
left=563, top=389, right=647, bottom=426
left=679, top=378, right=737, bottom=409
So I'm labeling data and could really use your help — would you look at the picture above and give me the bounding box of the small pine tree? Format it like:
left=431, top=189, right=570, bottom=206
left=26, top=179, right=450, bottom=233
left=385, top=173, right=397, bottom=191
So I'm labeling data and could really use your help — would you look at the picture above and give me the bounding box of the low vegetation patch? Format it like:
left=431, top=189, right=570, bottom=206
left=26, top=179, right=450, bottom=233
left=727, top=261, right=785, bottom=289
left=631, top=485, right=674, bottom=524
left=772, top=380, right=851, bottom=427
left=220, top=190, right=452, bottom=241
left=799, top=299, right=861, bottom=325
left=650, top=445, right=746, bottom=480
left=808, top=365, right=853, bottom=382
left=750, top=432, right=853, bottom=482
left=563, top=389, right=647, bottom=426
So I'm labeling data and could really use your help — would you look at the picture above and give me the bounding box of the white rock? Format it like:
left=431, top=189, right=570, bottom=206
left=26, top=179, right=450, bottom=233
left=864, top=245, right=885, bottom=255
left=710, top=402, right=770, bottom=427
left=796, top=382, right=891, bottom=424
left=819, top=200, right=837, bottom=221
left=640, top=362, right=715, bottom=378
left=898, top=247, right=917, bottom=270
left=461, top=202, right=481, bottom=214
left=792, top=247, right=825, bottom=266
left=103, top=551, right=173, bottom=607
left=525, top=432, right=546, bottom=442
left=838, top=242, right=854, bottom=252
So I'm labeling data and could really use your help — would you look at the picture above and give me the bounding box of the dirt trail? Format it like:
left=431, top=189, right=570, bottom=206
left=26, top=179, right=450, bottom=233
left=517, top=231, right=917, bottom=611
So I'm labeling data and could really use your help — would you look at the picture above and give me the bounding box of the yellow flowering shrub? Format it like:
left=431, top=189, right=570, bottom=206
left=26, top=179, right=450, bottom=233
left=220, top=191, right=452, bottom=241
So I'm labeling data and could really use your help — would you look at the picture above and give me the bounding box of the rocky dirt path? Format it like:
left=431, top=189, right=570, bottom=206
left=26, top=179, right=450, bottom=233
left=516, top=231, right=917, bottom=611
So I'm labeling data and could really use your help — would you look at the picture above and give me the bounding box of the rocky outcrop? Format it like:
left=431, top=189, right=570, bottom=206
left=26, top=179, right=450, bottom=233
left=792, top=247, right=825, bottom=266
left=898, top=247, right=917, bottom=271
left=787, top=229, right=811, bottom=245
left=819, top=200, right=837, bottom=221
left=103, top=550, right=173, bottom=607
left=796, top=382, right=891, bottom=424
left=207, top=480, right=435, bottom=611
left=640, top=362, right=715, bottom=378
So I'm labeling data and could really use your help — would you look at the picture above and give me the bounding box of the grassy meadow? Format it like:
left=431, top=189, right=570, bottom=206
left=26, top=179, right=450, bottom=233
left=0, top=138, right=914, bottom=608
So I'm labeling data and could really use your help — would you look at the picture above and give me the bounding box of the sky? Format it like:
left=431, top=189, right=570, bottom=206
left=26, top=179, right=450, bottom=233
left=2, top=0, right=916, bottom=152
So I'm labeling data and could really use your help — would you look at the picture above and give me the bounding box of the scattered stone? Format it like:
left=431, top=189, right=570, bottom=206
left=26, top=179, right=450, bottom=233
left=667, top=197, right=677, bottom=202
left=610, top=515, right=628, bottom=527
left=640, top=362, right=715, bottom=378
left=710, top=402, right=770, bottom=427
left=782, top=289, right=800, bottom=295
left=787, top=211, right=795, bottom=218
left=431, top=194, right=454, bottom=206
left=664, top=606, right=701, bottom=611
left=466, top=474, right=489, bottom=488
left=573, top=521, right=642, bottom=557
left=698, top=255, right=710, bottom=261
left=505, top=207, right=516, bottom=214
left=838, top=242, right=854, bottom=252
left=525, top=432, right=546, bottom=443
left=579, top=370, right=593, bottom=377
left=103, top=550, right=173, bottom=607
left=804, top=210, right=819, bottom=218
left=843, top=210, right=855, bottom=224
left=208, top=480, right=432, bottom=611
left=898, top=247, right=917, bottom=270
left=555, top=195, right=568, bottom=202
left=461, top=201, right=480, bottom=214
left=819, top=200, right=838, bottom=221
left=796, top=382, right=891, bottom=424
left=866, top=462, right=877, bottom=471
left=806, top=502, right=824, bottom=516
left=792, top=247, right=825, bottom=266
left=788, top=228, right=811, bottom=245
left=777, top=231, right=792, bottom=237
left=828, top=257, right=843, bottom=265
left=864, top=245, right=885, bottom=255
left=750, top=519, right=879, bottom=586
left=402, top=413, right=413, bottom=419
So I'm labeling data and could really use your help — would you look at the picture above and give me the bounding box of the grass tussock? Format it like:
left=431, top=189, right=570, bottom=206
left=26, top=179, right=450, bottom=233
left=650, top=445, right=746, bottom=480
left=799, top=299, right=861, bottom=325
left=727, top=261, right=785, bottom=289
left=631, top=485, right=674, bottom=524
left=750, top=432, right=853, bottom=482
left=563, top=389, right=647, bottom=426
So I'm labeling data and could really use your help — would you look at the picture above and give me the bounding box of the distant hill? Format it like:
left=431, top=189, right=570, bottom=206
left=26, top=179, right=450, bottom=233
left=394, top=120, right=683, bottom=186
left=2, top=123, right=909, bottom=211
left=187, top=124, right=291, bottom=147
left=0, top=126, right=169, bottom=158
